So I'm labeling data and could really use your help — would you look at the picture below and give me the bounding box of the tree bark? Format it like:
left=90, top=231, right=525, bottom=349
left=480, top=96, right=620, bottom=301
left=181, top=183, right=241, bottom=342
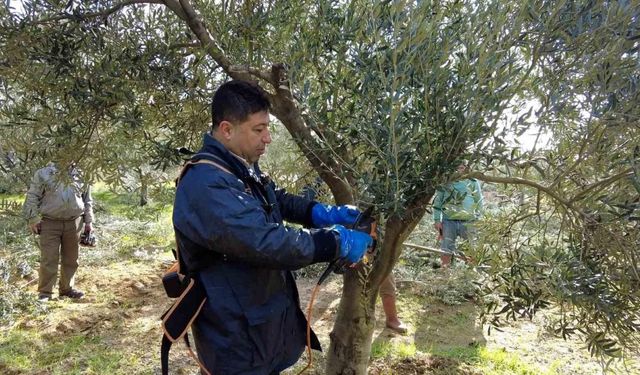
left=325, top=201, right=430, bottom=374
left=325, top=270, right=377, bottom=374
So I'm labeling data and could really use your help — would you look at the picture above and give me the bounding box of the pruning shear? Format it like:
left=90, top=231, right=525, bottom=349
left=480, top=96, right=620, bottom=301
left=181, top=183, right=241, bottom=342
left=318, top=206, right=378, bottom=285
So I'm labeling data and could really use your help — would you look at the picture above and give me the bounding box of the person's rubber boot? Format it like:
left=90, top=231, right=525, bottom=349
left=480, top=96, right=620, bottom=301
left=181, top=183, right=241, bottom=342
left=441, top=254, right=452, bottom=269
left=381, top=294, right=408, bottom=334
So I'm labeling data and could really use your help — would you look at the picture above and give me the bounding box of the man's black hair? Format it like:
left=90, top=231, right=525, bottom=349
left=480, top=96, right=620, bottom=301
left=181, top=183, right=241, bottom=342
left=211, top=80, right=270, bottom=130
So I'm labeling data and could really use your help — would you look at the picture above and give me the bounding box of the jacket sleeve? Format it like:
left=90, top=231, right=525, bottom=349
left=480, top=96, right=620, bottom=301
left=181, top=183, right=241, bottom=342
left=82, top=185, right=94, bottom=224
left=23, top=169, right=44, bottom=224
left=173, top=165, right=337, bottom=270
left=432, top=188, right=444, bottom=222
left=273, top=186, right=315, bottom=227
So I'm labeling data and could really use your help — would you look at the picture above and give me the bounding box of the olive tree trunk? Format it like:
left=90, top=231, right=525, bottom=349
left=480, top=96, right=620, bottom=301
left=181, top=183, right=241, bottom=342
left=325, top=203, right=431, bottom=373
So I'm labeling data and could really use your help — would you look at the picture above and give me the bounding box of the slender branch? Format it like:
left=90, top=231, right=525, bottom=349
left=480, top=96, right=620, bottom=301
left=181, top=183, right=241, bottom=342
left=568, top=168, right=634, bottom=204
left=27, top=0, right=163, bottom=25
left=467, top=172, right=582, bottom=215
left=168, top=42, right=200, bottom=50
left=611, top=231, right=640, bottom=282
left=75, top=111, right=101, bottom=164
left=403, top=242, right=466, bottom=258
left=0, top=160, right=8, bottom=175
left=507, top=157, right=548, bottom=177
left=476, top=42, right=540, bottom=153
left=550, top=120, right=599, bottom=189
left=472, top=167, right=636, bottom=228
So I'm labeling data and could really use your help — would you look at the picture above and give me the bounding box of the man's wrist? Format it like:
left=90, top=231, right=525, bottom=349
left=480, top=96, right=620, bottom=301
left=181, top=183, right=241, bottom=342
left=311, top=229, right=341, bottom=263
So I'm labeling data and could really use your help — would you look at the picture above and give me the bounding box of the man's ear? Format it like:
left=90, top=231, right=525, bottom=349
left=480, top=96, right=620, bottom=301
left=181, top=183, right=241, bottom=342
left=217, top=120, right=234, bottom=140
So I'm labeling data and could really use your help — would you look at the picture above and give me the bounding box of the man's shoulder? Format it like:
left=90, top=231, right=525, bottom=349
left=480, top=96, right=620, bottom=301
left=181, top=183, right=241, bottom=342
left=179, top=161, right=244, bottom=191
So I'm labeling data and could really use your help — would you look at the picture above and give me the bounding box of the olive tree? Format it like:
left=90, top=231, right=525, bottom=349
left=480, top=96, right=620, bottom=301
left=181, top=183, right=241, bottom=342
left=1, top=0, right=638, bottom=372
left=470, top=1, right=640, bottom=364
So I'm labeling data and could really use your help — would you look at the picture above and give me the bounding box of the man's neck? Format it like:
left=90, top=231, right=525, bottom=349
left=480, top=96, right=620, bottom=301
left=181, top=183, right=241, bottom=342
left=229, top=151, right=253, bottom=173
left=211, top=130, right=253, bottom=169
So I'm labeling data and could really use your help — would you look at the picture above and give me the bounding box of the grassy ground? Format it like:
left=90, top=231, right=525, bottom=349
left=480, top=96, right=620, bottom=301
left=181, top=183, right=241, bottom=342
left=0, top=187, right=638, bottom=374
left=0, top=185, right=177, bottom=374
left=290, top=269, right=639, bottom=375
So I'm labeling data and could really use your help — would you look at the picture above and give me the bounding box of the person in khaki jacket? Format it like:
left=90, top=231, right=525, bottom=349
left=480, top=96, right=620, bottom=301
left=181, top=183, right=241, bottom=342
left=23, top=162, right=94, bottom=301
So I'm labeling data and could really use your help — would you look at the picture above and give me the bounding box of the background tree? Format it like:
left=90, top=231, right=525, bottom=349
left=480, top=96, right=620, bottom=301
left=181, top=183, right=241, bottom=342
left=470, top=1, right=640, bottom=363
left=0, top=0, right=638, bottom=372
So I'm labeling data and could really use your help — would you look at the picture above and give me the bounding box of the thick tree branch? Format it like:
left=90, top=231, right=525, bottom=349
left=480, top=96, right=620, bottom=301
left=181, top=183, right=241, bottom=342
left=175, top=0, right=263, bottom=83
left=167, top=1, right=351, bottom=202
left=228, top=65, right=273, bottom=84
left=168, top=42, right=200, bottom=50
left=27, top=0, right=163, bottom=25
left=161, top=0, right=187, bottom=20
left=166, top=0, right=273, bottom=84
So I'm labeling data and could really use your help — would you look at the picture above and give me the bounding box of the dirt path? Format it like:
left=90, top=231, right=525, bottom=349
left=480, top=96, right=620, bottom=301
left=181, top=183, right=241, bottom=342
left=11, top=256, right=638, bottom=375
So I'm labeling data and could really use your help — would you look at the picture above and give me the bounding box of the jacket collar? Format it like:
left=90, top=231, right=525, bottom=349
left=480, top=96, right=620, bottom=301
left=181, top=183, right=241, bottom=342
left=199, top=133, right=264, bottom=181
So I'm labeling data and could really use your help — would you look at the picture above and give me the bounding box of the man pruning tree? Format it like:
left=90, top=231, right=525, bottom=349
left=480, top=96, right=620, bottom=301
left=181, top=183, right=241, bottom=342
left=172, top=80, right=373, bottom=374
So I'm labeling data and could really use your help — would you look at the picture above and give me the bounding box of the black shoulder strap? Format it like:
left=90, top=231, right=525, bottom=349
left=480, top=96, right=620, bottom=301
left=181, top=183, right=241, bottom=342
left=173, top=153, right=237, bottom=276
left=178, top=153, right=234, bottom=182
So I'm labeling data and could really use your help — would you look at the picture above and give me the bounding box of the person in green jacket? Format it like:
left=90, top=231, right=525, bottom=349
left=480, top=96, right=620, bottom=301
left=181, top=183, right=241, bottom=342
left=432, top=163, right=483, bottom=268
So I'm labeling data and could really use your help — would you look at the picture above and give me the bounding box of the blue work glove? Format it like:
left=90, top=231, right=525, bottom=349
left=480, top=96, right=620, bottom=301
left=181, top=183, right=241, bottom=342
left=331, top=224, right=373, bottom=264
left=312, top=203, right=360, bottom=227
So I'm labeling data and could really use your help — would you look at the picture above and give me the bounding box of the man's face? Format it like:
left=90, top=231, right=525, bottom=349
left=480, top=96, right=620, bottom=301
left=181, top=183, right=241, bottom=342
left=457, top=164, right=468, bottom=173
left=222, top=110, right=271, bottom=164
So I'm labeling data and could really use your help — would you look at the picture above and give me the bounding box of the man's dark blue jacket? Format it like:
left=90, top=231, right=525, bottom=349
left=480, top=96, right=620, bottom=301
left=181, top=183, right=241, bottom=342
left=173, top=134, right=339, bottom=374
